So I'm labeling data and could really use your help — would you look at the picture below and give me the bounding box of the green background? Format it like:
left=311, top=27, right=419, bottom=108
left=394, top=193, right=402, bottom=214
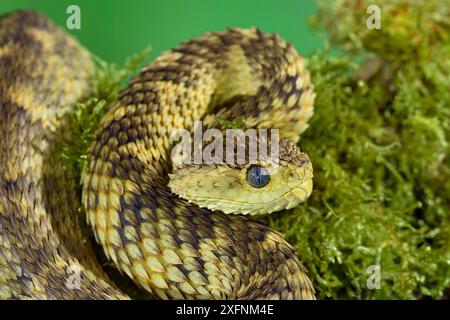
left=0, top=0, right=322, bottom=64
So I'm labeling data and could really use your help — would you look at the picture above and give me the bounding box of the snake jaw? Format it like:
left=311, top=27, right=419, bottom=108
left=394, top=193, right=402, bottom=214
left=168, top=152, right=314, bottom=215
left=290, top=179, right=313, bottom=202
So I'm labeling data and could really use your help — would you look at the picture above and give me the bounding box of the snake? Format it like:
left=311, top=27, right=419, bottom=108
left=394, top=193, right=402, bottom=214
left=0, top=10, right=316, bottom=300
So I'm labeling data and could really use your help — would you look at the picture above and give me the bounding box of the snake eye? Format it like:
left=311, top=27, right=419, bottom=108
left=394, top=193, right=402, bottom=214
left=246, top=165, right=270, bottom=188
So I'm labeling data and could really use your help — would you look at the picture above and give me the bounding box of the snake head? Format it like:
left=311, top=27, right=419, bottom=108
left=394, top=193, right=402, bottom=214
left=168, top=137, right=313, bottom=215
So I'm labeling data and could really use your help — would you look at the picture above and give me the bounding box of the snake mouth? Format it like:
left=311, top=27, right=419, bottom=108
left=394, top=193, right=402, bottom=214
left=182, top=178, right=313, bottom=207
left=290, top=179, right=313, bottom=201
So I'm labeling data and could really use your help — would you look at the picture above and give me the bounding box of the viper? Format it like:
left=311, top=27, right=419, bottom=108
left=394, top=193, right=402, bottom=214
left=0, top=10, right=316, bottom=299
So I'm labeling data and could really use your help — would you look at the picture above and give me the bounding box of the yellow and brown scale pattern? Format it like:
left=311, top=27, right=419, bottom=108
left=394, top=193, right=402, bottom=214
left=0, top=11, right=125, bottom=299
left=83, top=28, right=315, bottom=299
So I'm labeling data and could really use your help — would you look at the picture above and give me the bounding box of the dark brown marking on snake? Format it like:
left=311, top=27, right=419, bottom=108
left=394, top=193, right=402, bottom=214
left=0, top=11, right=129, bottom=299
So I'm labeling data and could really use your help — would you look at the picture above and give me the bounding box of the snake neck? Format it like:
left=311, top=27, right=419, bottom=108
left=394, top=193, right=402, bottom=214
left=84, top=28, right=315, bottom=299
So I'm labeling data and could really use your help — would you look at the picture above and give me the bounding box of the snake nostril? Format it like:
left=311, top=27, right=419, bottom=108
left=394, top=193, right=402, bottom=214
left=287, top=171, right=297, bottom=182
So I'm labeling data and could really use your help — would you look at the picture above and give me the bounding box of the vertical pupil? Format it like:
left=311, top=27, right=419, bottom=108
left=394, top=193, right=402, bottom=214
left=255, top=166, right=261, bottom=184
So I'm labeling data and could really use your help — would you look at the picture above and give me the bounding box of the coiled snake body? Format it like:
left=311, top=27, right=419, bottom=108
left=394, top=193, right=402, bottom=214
left=0, top=11, right=316, bottom=299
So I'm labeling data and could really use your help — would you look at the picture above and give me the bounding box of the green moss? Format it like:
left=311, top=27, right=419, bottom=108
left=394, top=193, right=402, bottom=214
left=212, top=118, right=247, bottom=130
left=61, top=0, right=450, bottom=300
left=267, top=0, right=450, bottom=299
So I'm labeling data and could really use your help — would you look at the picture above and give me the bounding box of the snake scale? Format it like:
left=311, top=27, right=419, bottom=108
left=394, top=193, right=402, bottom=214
left=0, top=10, right=316, bottom=300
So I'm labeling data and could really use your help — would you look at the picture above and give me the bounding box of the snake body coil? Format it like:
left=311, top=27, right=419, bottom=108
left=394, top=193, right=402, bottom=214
left=0, top=11, right=316, bottom=299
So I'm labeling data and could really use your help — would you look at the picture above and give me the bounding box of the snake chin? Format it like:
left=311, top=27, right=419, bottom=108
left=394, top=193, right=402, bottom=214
left=168, top=156, right=313, bottom=215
